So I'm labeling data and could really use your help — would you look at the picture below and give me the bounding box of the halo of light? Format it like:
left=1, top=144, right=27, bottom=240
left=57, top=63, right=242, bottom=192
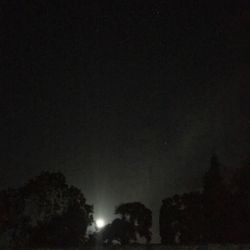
left=96, top=218, right=105, bottom=228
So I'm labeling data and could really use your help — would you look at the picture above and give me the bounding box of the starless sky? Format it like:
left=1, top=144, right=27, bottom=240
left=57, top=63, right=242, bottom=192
left=1, top=0, right=250, bottom=242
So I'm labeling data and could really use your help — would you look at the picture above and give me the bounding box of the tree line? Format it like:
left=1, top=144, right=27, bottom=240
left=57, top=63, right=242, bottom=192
left=0, top=155, right=249, bottom=248
left=160, top=155, right=250, bottom=244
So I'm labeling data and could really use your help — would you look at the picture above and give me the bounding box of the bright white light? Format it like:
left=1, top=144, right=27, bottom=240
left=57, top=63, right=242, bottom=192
left=96, top=218, right=105, bottom=228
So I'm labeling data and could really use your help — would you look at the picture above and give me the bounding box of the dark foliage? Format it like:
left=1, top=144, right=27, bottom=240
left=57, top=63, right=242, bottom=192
left=115, top=202, right=152, bottom=243
left=160, top=192, right=204, bottom=244
left=101, top=218, right=135, bottom=245
left=160, top=155, right=250, bottom=244
left=228, top=164, right=250, bottom=243
left=99, top=202, right=152, bottom=245
left=0, top=171, right=93, bottom=248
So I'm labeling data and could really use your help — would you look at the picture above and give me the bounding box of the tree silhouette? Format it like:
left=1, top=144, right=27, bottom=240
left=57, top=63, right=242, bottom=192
left=179, top=192, right=204, bottom=244
left=115, top=202, right=152, bottom=243
left=160, top=193, right=204, bottom=244
left=203, top=154, right=223, bottom=197
left=160, top=194, right=183, bottom=244
left=202, top=154, right=228, bottom=243
left=100, top=202, right=152, bottom=245
left=0, top=171, right=93, bottom=248
left=160, top=154, right=235, bottom=245
left=228, top=164, right=250, bottom=243
left=101, top=218, right=135, bottom=245
left=0, top=188, right=28, bottom=248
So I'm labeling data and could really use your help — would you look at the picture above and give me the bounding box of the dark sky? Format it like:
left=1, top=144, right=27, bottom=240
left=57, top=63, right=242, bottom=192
left=1, top=1, right=249, bottom=242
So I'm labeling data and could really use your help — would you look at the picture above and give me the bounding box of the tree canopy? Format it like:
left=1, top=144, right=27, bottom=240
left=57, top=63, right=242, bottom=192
left=0, top=171, right=93, bottom=248
left=95, top=202, right=152, bottom=245
left=160, top=155, right=250, bottom=244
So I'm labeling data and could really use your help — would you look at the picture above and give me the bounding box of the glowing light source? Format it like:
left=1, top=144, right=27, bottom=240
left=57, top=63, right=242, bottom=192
left=96, top=218, right=105, bottom=228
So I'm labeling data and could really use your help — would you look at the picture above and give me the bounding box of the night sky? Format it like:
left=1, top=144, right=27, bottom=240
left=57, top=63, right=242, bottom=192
left=1, top=1, right=249, bottom=241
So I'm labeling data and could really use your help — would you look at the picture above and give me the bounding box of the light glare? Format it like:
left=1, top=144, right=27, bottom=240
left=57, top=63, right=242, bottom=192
left=96, top=218, right=105, bottom=228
